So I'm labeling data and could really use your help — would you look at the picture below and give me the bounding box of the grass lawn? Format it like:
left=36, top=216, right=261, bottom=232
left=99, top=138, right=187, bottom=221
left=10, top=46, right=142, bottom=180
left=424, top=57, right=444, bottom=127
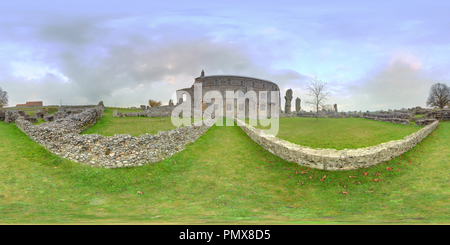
left=82, top=109, right=203, bottom=136
left=1, top=112, right=449, bottom=224
left=247, top=117, right=422, bottom=150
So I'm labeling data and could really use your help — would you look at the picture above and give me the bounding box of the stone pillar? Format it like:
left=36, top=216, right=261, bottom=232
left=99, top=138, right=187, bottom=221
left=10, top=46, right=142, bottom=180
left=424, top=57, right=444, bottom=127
left=295, top=97, right=301, bottom=112
left=284, top=89, right=293, bottom=114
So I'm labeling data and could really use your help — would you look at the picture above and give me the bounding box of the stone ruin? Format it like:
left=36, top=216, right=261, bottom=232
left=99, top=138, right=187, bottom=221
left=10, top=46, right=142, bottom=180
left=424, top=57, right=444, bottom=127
left=364, top=112, right=413, bottom=120
left=327, top=113, right=350, bottom=118
left=296, top=111, right=324, bottom=118
left=415, top=119, right=437, bottom=126
left=113, top=105, right=175, bottom=118
left=295, top=97, right=301, bottom=112
left=236, top=117, right=439, bottom=171
left=422, top=110, right=450, bottom=121
left=284, top=89, right=293, bottom=114
left=34, top=109, right=47, bottom=119
left=15, top=107, right=214, bottom=168
left=362, top=112, right=412, bottom=125
left=3, top=110, right=38, bottom=124
left=349, top=113, right=362, bottom=118
left=408, top=106, right=432, bottom=115
left=59, top=101, right=106, bottom=113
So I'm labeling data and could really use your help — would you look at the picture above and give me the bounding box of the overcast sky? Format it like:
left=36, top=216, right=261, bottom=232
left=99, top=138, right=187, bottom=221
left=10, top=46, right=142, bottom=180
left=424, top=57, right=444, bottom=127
left=0, top=0, right=449, bottom=111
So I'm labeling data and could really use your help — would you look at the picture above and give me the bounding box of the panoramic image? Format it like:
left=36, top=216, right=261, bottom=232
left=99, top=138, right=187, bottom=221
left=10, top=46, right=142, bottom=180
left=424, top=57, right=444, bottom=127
left=1, top=0, right=450, bottom=228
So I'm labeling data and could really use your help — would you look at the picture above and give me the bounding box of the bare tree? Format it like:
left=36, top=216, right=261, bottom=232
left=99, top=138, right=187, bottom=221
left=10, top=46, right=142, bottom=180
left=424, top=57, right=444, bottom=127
left=306, top=76, right=330, bottom=122
left=426, top=83, right=450, bottom=109
left=0, top=87, right=8, bottom=108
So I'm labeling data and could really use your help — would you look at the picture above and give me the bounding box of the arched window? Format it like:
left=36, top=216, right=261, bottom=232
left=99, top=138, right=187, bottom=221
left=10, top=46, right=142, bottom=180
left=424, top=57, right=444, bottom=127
left=252, top=82, right=254, bottom=87
left=215, top=80, right=218, bottom=85
left=241, top=81, right=243, bottom=86
left=228, top=79, right=230, bottom=85
left=263, top=84, right=265, bottom=89
left=203, top=81, right=205, bottom=86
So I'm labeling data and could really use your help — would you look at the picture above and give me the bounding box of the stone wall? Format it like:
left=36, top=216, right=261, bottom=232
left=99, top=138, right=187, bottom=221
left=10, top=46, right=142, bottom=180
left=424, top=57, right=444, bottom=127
left=423, top=110, right=450, bottom=121
left=363, top=114, right=411, bottom=125
left=295, top=112, right=324, bottom=118
left=4, top=110, right=38, bottom=124
left=378, top=118, right=410, bottom=125
left=363, top=113, right=413, bottom=120
left=327, top=114, right=350, bottom=118
left=113, top=105, right=176, bottom=118
left=15, top=108, right=213, bottom=168
left=415, top=119, right=438, bottom=126
left=235, top=118, right=438, bottom=171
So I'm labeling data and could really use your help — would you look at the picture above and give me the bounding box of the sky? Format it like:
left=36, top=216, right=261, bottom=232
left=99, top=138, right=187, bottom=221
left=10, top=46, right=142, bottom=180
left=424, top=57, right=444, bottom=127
left=0, top=0, right=449, bottom=112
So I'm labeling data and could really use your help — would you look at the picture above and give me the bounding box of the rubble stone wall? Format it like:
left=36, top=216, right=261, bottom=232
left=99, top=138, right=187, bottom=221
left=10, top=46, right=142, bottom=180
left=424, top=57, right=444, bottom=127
left=423, top=110, right=450, bottom=121
left=235, top=118, right=438, bottom=171
left=4, top=110, right=37, bottom=124
left=15, top=108, right=213, bottom=168
left=363, top=113, right=413, bottom=119
left=415, top=119, right=438, bottom=126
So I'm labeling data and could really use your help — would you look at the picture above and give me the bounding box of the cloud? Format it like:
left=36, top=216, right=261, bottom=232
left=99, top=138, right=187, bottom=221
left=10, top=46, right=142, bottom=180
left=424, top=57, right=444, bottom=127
left=0, top=14, right=308, bottom=108
left=341, top=54, right=445, bottom=111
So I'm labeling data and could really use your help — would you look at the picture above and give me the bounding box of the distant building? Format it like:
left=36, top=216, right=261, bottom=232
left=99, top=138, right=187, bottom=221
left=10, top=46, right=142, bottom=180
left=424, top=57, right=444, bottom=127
left=15, top=101, right=43, bottom=107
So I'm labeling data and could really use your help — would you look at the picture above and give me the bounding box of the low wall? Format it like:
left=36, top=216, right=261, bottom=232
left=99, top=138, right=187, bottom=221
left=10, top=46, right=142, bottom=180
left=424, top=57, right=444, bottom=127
left=363, top=112, right=413, bottom=119
left=415, top=119, right=437, bottom=126
left=363, top=116, right=410, bottom=125
left=113, top=105, right=175, bottom=118
left=16, top=108, right=213, bottom=168
left=235, top=118, right=439, bottom=171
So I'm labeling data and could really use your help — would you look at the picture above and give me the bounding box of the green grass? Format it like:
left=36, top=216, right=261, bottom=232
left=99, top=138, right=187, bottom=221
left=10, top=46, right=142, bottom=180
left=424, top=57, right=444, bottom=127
left=1, top=114, right=450, bottom=224
left=82, top=109, right=203, bottom=136
left=247, top=117, right=422, bottom=150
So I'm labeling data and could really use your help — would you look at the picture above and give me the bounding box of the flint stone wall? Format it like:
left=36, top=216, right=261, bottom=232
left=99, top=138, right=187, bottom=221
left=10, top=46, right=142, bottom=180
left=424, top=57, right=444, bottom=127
left=34, top=110, right=47, bottom=119
left=327, top=114, right=350, bottom=118
left=415, top=119, right=438, bottom=126
left=296, top=112, right=324, bottom=118
left=4, top=110, right=37, bottom=124
left=378, top=118, right=410, bottom=125
left=15, top=108, right=213, bottom=168
left=235, top=118, right=438, bottom=171
left=423, top=110, right=450, bottom=121
left=363, top=113, right=413, bottom=120
left=363, top=115, right=411, bottom=125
